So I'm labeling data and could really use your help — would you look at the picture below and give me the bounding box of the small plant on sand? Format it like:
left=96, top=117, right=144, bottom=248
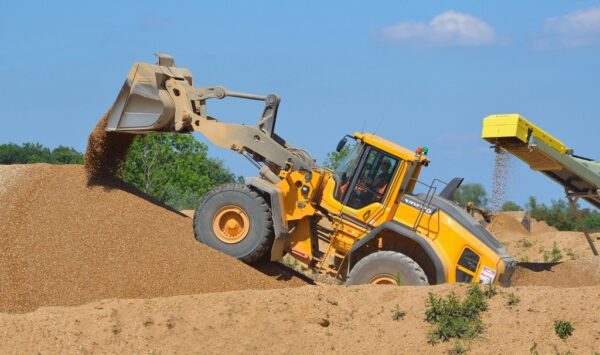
left=448, top=340, right=470, bottom=354
left=554, top=320, right=574, bottom=340
left=518, top=239, right=533, bottom=248
left=391, top=305, right=406, bottom=321
left=506, top=292, right=520, bottom=307
left=482, top=283, right=497, bottom=299
left=519, top=256, right=530, bottom=263
left=394, top=271, right=404, bottom=286
left=529, top=342, right=539, bottom=355
left=281, top=255, right=298, bottom=269
left=424, top=285, right=488, bottom=344
left=565, top=248, right=578, bottom=260
left=542, top=242, right=562, bottom=263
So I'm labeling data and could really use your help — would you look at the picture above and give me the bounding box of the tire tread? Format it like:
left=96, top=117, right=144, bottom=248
left=193, top=183, right=274, bottom=263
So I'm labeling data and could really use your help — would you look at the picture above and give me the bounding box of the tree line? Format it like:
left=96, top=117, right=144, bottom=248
left=0, top=143, right=83, bottom=164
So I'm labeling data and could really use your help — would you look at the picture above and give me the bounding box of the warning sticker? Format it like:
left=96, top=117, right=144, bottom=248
left=479, top=266, right=497, bottom=284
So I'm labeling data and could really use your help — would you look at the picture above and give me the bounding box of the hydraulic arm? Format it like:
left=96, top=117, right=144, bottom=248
left=106, top=53, right=314, bottom=182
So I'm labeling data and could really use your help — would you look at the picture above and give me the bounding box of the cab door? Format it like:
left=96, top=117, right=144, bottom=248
left=337, top=147, right=401, bottom=227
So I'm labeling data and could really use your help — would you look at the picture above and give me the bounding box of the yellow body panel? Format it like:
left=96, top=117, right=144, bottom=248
left=355, top=132, right=429, bottom=164
left=392, top=201, right=503, bottom=284
left=277, top=170, right=322, bottom=221
left=280, top=132, right=512, bottom=285
left=287, top=218, right=313, bottom=264
left=482, top=114, right=570, bottom=155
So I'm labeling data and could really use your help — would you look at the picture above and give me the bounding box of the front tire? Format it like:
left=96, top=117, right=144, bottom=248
left=193, top=183, right=273, bottom=263
left=346, top=251, right=429, bottom=286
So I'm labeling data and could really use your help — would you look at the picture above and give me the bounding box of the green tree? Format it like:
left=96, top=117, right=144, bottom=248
left=0, top=143, right=82, bottom=164
left=524, top=196, right=538, bottom=211
left=323, top=145, right=350, bottom=170
left=501, top=201, right=522, bottom=211
left=51, top=146, right=84, bottom=164
left=119, top=133, right=238, bottom=210
left=583, top=212, right=600, bottom=231
left=524, top=196, right=600, bottom=231
left=452, top=183, right=489, bottom=208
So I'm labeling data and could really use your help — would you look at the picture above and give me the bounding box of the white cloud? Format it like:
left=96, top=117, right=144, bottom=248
left=536, top=7, right=600, bottom=49
left=375, top=11, right=497, bottom=47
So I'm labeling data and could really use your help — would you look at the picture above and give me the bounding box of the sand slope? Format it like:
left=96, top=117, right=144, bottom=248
left=0, top=164, right=303, bottom=313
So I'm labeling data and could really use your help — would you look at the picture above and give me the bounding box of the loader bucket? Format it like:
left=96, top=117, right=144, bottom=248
left=106, top=61, right=191, bottom=132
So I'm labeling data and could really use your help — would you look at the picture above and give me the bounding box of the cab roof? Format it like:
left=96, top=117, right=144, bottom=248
left=354, top=132, right=429, bottom=163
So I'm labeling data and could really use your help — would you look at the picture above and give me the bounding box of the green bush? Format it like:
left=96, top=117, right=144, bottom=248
left=554, top=320, right=574, bottom=340
left=424, top=285, right=488, bottom=344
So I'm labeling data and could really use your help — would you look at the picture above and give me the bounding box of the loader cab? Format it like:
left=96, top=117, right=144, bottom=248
left=323, top=132, right=429, bottom=227
left=333, top=139, right=399, bottom=208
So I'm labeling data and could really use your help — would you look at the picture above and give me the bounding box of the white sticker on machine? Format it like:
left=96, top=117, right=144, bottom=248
left=479, top=266, right=497, bottom=284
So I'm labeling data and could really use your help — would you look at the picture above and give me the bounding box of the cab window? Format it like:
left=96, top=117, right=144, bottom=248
left=333, top=140, right=361, bottom=200
left=346, top=149, right=398, bottom=209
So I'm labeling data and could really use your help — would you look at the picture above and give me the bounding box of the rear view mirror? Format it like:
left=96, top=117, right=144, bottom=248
left=336, top=137, right=348, bottom=152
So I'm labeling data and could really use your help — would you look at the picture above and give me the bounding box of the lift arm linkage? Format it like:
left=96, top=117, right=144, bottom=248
left=106, top=53, right=314, bottom=176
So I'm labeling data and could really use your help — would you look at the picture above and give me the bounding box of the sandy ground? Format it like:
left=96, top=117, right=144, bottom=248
left=2, top=163, right=600, bottom=353
left=0, top=284, right=598, bottom=354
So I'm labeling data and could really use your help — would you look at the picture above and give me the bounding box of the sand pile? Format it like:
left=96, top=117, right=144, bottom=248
left=513, top=256, right=600, bottom=287
left=0, top=165, right=25, bottom=198
left=488, top=212, right=597, bottom=263
left=530, top=219, right=558, bottom=234
left=487, top=212, right=529, bottom=241
left=0, top=164, right=303, bottom=313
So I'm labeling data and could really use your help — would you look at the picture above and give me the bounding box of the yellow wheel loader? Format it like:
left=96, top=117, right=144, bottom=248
left=106, top=54, right=516, bottom=286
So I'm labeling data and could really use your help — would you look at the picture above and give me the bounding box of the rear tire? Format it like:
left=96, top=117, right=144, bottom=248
left=193, top=183, right=273, bottom=263
left=346, top=250, right=429, bottom=286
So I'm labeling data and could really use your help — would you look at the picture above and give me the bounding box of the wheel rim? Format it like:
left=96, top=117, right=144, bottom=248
left=212, top=205, right=250, bottom=244
left=369, top=274, right=399, bottom=285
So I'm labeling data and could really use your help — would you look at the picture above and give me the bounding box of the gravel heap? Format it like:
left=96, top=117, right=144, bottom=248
left=0, top=163, right=299, bottom=313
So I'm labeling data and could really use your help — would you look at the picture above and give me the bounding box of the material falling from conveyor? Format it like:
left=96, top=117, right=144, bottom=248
left=482, top=114, right=600, bottom=208
left=482, top=114, right=599, bottom=255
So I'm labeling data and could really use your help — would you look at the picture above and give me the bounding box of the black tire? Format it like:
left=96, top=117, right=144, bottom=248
left=193, top=183, right=273, bottom=263
left=346, top=250, right=429, bottom=286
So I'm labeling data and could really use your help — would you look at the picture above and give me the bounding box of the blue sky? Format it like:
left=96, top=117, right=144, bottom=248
left=1, top=1, right=599, bottom=208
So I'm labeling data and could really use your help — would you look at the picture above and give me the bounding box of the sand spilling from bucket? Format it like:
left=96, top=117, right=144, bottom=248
left=84, top=113, right=134, bottom=180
